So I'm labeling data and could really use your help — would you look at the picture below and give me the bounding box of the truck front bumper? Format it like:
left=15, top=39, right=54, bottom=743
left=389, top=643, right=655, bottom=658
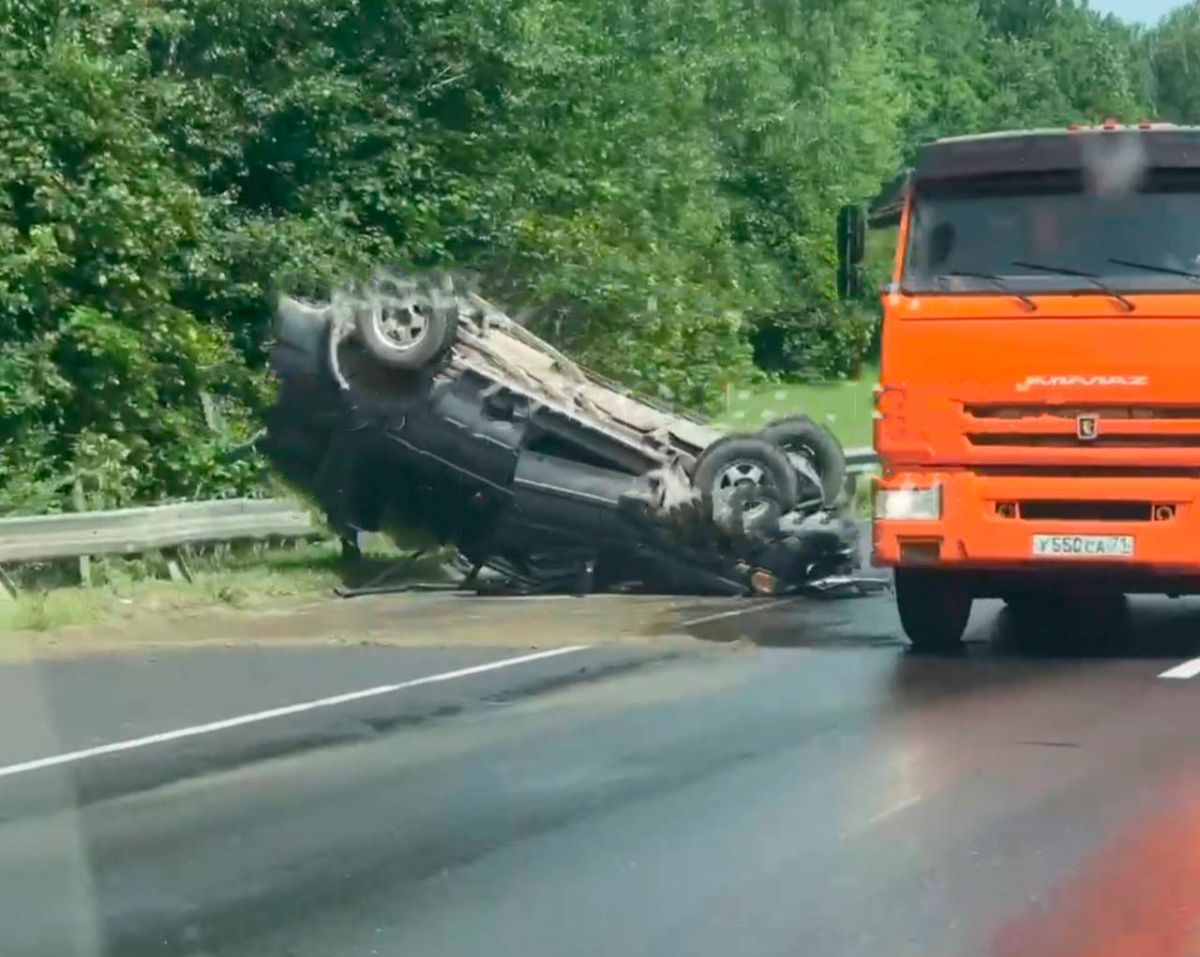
left=873, top=469, right=1200, bottom=590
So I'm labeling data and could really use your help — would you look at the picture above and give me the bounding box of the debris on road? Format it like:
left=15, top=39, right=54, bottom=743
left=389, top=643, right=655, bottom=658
left=263, top=271, right=860, bottom=596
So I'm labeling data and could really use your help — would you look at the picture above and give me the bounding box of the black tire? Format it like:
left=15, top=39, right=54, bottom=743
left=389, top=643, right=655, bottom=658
left=714, top=483, right=783, bottom=543
left=894, top=568, right=972, bottom=652
left=760, top=416, right=847, bottom=505
left=355, top=274, right=459, bottom=371
left=693, top=435, right=800, bottom=522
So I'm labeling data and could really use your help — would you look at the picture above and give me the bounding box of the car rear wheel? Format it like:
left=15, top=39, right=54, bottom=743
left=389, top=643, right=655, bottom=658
left=692, top=435, right=800, bottom=525
left=355, top=274, right=459, bottom=371
left=760, top=416, right=847, bottom=505
left=895, top=568, right=972, bottom=652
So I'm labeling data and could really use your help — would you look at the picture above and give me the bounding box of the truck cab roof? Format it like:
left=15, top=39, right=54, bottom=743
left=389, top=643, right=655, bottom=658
left=869, top=124, right=1200, bottom=225
left=929, top=122, right=1191, bottom=145
left=916, top=123, right=1200, bottom=183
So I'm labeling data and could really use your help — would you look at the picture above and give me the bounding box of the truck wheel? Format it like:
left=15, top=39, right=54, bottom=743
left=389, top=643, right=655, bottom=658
left=894, top=568, right=972, bottom=652
left=355, top=274, right=459, bottom=371
left=693, top=435, right=800, bottom=524
left=760, top=416, right=846, bottom=505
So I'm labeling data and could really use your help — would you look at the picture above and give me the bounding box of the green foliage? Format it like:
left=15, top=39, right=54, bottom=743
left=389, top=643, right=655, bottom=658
left=1150, top=2, right=1200, bottom=122
left=0, top=0, right=1168, bottom=508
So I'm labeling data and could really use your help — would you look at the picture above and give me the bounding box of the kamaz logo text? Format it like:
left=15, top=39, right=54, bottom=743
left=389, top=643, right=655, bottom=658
left=1015, top=375, right=1149, bottom=392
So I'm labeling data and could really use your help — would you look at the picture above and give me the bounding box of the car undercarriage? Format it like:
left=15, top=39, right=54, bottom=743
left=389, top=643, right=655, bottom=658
left=262, top=272, right=861, bottom=596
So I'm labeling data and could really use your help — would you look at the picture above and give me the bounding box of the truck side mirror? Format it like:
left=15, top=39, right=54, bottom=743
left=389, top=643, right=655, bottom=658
left=836, top=204, right=866, bottom=300
left=836, top=261, right=862, bottom=300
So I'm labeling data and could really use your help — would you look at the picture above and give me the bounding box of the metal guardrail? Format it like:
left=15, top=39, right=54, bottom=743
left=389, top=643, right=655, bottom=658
left=843, top=447, right=878, bottom=473
left=841, top=447, right=880, bottom=502
left=0, top=498, right=320, bottom=564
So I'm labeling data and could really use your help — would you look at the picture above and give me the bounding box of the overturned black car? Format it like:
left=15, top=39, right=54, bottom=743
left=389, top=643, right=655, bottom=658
left=262, top=273, right=859, bottom=595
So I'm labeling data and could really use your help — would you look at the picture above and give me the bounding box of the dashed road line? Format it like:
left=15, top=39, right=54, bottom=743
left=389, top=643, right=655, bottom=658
left=680, top=598, right=801, bottom=628
left=1159, top=657, right=1200, bottom=680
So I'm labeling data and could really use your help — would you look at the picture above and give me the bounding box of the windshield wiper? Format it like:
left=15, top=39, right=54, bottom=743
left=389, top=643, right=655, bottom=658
left=1011, top=260, right=1135, bottom=312
left=945, top=270, right=1037, bottom=311
left=1107, top=257, right=1200, bottom=285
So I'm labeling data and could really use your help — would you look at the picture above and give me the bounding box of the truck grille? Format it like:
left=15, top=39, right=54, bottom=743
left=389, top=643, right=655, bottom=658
left=963, top=404, right=1200, bottom=451
left=968, top=433, right=1200, bottom=448
left=1014, top=500, right=1154, bottom=521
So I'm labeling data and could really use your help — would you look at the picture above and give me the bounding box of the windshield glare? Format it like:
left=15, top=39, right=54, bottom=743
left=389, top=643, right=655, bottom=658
left=903, top=173, right=1200, bottom=294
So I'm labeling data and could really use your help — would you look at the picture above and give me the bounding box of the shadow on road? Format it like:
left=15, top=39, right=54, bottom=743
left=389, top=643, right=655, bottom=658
left=885, top=598, right=1200, bottom=710
left=983, top=596, right=1200, bottom=660
left=676, top=591, right=1200, bottom=664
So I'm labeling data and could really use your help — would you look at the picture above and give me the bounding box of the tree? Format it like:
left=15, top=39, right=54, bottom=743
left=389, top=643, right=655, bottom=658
left=0, top=0, right=1164, bottom=509
left=1150, top=2, right=1200, bottom=122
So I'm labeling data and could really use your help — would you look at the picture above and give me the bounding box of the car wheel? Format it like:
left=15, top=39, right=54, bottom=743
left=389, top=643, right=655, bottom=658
left=714, top=483, right=783, bottom=543
left=693, top=435, right=800, bottom=524
left=355, top=273, right=459, bottom=371
left=760, top=416, right=846, bottom=505
left=895, top=567, right=972, bottom=653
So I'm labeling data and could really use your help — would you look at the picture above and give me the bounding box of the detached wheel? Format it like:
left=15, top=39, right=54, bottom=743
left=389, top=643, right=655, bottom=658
left=355, top=274, right=459, bottom=371
left=894, top=568, right=971, bottom=652
left=693, top=435, right=799, bottom=524
left=760, top=416, right=846, bottom=505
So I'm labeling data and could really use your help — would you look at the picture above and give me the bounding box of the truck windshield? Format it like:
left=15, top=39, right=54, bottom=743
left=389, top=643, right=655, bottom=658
left=902, top=171, right=1200, bottom=294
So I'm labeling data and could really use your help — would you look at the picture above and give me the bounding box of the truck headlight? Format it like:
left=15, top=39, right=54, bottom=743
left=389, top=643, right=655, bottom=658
left=876, top=484, right=942, bottom=520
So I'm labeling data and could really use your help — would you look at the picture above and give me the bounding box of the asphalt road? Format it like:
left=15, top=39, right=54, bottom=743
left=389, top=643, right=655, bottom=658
left=0, top=590, right=1197, bottom=957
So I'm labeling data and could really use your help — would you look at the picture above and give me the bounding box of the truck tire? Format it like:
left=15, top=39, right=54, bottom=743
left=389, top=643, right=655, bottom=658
left=355, top=274, right=459, bottom=371
left=760, top=416, right=846, bottom=505
left=693, top=435, right=800, bottom=523
left=894, top=568, right=971, bottom=652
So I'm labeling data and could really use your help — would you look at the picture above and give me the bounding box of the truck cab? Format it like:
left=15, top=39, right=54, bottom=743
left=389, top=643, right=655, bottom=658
left=841, top=123, right=1200, bottom=649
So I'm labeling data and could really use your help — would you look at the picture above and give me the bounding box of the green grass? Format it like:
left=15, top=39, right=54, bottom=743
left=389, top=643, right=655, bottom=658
left=716, top=363, right=878, bottom=449
left=0, top=538, right=453, bottom=633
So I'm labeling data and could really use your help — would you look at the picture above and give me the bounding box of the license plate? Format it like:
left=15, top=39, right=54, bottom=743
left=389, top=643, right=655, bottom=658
left=1031, top=534, right=1134, bottom=558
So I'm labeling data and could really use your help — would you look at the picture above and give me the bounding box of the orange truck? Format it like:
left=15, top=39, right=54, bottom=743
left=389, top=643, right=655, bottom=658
left=837, top=122, right=1200, bottom=649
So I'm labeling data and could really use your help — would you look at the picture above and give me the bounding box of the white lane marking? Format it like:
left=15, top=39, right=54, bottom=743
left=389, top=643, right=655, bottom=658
left=862, top=793, right=924, bottom=828
left=681, top=599, right=800, bottom=628
left=1159, top=657, right=1200, bottom=680
left=0, top=645, right=590, bottom=780
left=840, top=792, right=925, bottom=840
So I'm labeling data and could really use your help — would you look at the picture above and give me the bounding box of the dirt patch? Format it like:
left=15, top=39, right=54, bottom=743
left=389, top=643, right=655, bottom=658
left=2, top=591, right=755, bottom=662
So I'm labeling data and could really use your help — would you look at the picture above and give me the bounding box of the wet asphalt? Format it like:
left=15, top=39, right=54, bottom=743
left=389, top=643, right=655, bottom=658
left=0, top=589, right=1197, bottom=957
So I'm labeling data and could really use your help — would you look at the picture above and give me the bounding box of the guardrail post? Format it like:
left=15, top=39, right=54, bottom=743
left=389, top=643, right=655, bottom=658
left=165, top=548, right=193, bottom=583
left=72, top=480, right=92, bottom=587
left=341, top=534, right=364, bottom=563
